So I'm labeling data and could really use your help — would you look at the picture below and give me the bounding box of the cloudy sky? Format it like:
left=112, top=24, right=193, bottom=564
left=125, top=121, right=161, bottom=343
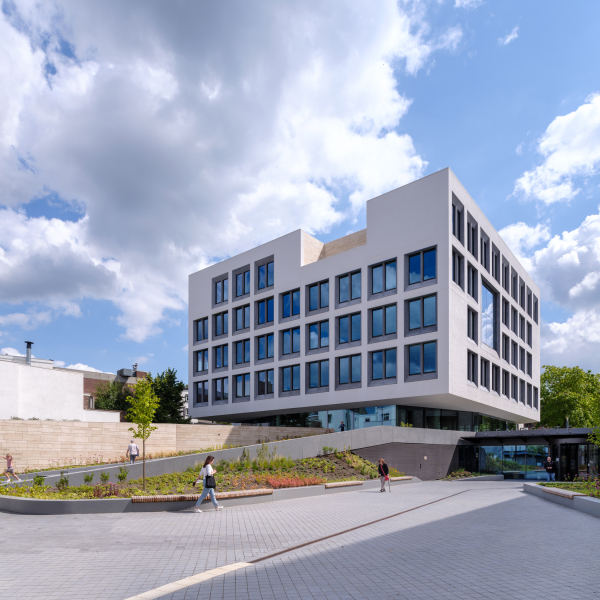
left=0, top=0, right=599, bottom=377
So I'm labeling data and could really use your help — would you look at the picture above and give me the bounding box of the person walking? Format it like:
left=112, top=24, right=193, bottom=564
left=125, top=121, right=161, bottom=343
left=544, top=456, right=556, bottom=482
left=3, top=453, right=22, bottom=483
left=193, top=456, right=223, bottom=513
left=378, top=458, right=390, bottom=492
left=338, top=421, right=346, bottom=432
left=126, top=439, right=140, bottom=465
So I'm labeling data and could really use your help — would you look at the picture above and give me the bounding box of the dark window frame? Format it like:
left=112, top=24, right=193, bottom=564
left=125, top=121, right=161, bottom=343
left=405, top=294, right=437, bottom=337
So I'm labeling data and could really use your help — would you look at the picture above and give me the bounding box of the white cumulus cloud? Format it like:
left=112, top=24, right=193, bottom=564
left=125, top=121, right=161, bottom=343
left=498, top=26, right=519, bottom=46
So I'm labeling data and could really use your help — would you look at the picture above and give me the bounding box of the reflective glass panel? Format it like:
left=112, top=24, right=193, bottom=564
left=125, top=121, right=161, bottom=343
left=409, top=345, right=421, bottom=375
left=258, top=301, right=265, bottom=324
left=339, top=275, right=349, bottom=303
left=385, top=349, right=396, bottom=378
left=283, top=367, right=291, bottom=392
left=283, top=330, right=291, bottom=355
left=372, top=265, right=383, bottom=294
left=339, top=357, right=349, bottom=384
left=283, top=293, right=290, bottom=318
left=292, top=290, right=300, bottom=315
left=267, top=262, right=274, bottom=287
left=267, top=334, right=274, bottom=357
left=409, top=300, right=421, bottom=330
left=244, top=271, right=250, bottom=294
left=351, top=314, right=361, bottom=341
left=423, top=295, right=436, bottom=327
left=216, top=281, right=222, bottom=303
left=236, top=273, right=243, bottom=297
left=385, top=261, right=397, bottom=290
left=258, top=337, right=266, bottom=360
left=481, top=283, right=495, bottom=348
left=267, top=298, right=274, bottom=322
left=223, top=313, right=228, bottom=334
left=321, top=282, right=329, bottom=307
left=309, top=285, right=318, bottom=311
left=292, top=365, right=300, bottom=390
left=267, top=370, right=274, bottom=394
left=309, top=324, right=319, bottom=349
left=339, top=316, right=349, bottom=344
left=321, top=360, right=329, bottom=386
left=385, top=306, right=396, bottom=334
left=244, top=306, right=250, bottom=328
left=351, top=355, right=361, bottom=382
left=292, top=328, right=300, bottom=353
left=258, top=371, right=266, bottom=395
left=351, top=272, right=361, bottom=299
left=409, top=254, right=421, bottom=284
left=423, top=249, right=436, bottom=280
left=423, top=342, right=436, bottom=373
left=309, top=363, right=319, bottom=388
left=372, top=351, right=383, bottom=380
left=320, top=321, right=329, bottom=347
left=258, top=265, right=266, bottom=289
left=372, top=308, right=383, bottom=337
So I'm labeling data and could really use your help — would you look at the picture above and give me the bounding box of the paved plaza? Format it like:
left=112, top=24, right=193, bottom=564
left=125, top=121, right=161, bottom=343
left=0, top=481, right=598, bottom=600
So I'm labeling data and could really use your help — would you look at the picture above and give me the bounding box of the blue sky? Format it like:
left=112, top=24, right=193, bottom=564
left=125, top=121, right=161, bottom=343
left=1, top=0, right=599, bottom=378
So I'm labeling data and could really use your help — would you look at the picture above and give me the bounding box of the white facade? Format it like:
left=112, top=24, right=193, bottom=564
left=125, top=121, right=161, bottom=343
left=188, top=169, right=540, bottom=426
left=0, top=355, right=121, bottom=422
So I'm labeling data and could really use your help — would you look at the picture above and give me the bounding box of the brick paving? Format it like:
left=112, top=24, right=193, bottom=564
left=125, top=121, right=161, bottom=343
left=0, top=481, right=598, bottom=599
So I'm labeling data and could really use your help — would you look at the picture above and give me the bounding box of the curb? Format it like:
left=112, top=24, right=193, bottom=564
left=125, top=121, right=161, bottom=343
left=522, top=482, right=600, bottom=518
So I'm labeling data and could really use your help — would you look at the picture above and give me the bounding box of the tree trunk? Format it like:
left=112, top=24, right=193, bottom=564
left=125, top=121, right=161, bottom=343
left=143, top=438, right=146, bottom=490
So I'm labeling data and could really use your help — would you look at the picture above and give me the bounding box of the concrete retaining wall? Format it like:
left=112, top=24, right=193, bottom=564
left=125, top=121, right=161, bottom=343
left=523, top=483, right=600, bottom=518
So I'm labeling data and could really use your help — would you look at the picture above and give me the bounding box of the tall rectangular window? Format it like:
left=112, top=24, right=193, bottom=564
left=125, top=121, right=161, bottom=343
left=257, top=333, right=274, bottom=360
left=534, top=387, right=539, bottom=409
left=481, top=282, right=497, bottom=350
left=511, top=307, right=518, bottom=335
left=408, top=342, right=436, bottom=376
left=527, top=383, right=533, bottom=407
left=527, top=352, right=532, bottom=377
left=258, top=261, right=274, bottom=289
left=467, top=264, right=478, bottom=300
left=196, top=317, right=208, bottom=341
left=502, top=334, right=510, bottom=362
left=214, top=344, right=228, bottom=368
left=408, top=249, right=436, bottom=285
left=235, top=373, right=250, bottom=398
left=511, top=273, right=518, bottom=302
left=480, top=235, right=489, bottom=271
left=214, top=311, right=228, bottom=336
left=502, top=369, right=509, bottom=397
left=236, top=270, right=250, bottom=297
left=519, top=315, right=525, bottom=340
left=452, top=250, right=463, bottom=287
left=519, top=347, right=525, bottom=373
left=282, top=365, right=300, bottom=391
left=467, top=351, right=478, bottom=385
left=372, top=304, right=397, bottom=337
left=491, top=248, right=500, bottom=282
left=282, top=289, right=300, bottom=318
left=408, top=295, right=436, bottom=332
left=214, top=377, right=229, bottom=403
left=372, top=260, right=397, bottom=294
left=215, top=278, right=228, bottom=304
left=196, top=349, right=208, bottom=372
left=196, top=381, right=208, bottom=405
left=467, top=222, right=477, bottom=257
left=520, top=282, right=525, bottom=310
left=235, top=305, right=250, bottom=330
left=502, top=262, right=510, bottom=292
left=512, top=341, right=518, bottom=367
left=282, top=327, right=301, bottom=355
left=502, top=298, right=509, bottom=327
left=309, top=281, right=329, bottom=311
left=533, top=296, right=539, bottom=324
left=520, top=379, right=526, bottom=405
left=339, top=355, right=361, bottom=384
left=309, top=321, right=329, bottom=349
left=452, top=204, right=462, bottom=242
left=480, top=358, right=490, bottom=390
left=527, top=322, right=532, bottom=347
left=235, top=339, right=250, bottom=365
left=339, top=313, right=361, bottom=344
left=257, top=297, right=274, bottom=325
left=491, top=364, right=500, bottom=394
left=257, top=369, right=274, bottom=395
left=467, top=308, right=477, bottom=342
left=511, top=374, right=518, bottom=401
left=339, top=271, right=361, bottom=303
left=308, top=360, right=329, bottom=388
left=372, top=348, right=397, bottom=380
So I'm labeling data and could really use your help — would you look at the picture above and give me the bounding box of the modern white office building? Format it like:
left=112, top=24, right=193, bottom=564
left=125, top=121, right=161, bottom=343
left=188, top=169, right=540, bottom=431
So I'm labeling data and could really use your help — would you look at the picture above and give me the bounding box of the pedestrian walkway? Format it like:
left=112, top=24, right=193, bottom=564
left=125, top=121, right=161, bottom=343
left=0, top=481, right=597, bottom=599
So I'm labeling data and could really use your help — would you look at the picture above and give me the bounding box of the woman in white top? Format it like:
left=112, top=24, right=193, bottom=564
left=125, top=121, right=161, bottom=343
left=126, top=440, right=140, bottom=464
left=193, top=455, right=222, bottom=513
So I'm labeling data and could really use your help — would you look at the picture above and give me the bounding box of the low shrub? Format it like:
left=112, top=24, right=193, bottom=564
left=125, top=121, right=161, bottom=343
left=93, top=483, right=121, bottom=498
left=83, top=473, right=94, bottom=484
left=100, top=471, right=110, bottom=484
left=56, top=471, right=70, bottom=491
left=33, top=474, right=45, bottom=486
left=117, top=467, right=129, bottom=483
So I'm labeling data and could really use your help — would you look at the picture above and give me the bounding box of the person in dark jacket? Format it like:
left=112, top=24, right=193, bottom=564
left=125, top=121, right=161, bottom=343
left=378, top=458, right=390, bottom=492
left=544, top=456, right=557, bottom=482
left=338, top=422, right=346, bottom=432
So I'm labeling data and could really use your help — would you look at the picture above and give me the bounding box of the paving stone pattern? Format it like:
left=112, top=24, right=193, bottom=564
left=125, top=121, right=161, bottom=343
left=0, top=481, right=598, bottom=599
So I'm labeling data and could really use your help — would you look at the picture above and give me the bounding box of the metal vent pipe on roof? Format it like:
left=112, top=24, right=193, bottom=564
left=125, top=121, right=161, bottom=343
left=25, top=341, right=33, bottom=365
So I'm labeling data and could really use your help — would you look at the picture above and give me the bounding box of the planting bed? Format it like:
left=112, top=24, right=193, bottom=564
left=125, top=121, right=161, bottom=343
left=541, top=479, right=600, bottom=499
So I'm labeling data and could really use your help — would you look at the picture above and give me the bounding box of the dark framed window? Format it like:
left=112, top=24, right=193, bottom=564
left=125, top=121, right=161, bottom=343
left=467, top=221, right=478, bottom=257
left=339, top=355, right=361, bottom=384
left=258, top=261, right=274, bottom=290
left=502, top=298, right=510, bottom=327
left=282, top=365, right=300, bottom=391
left=257, top=297, right=274, bottom=325
left=519, top=315, right=525, bottom=341
left=372, top=348, right=396, bottom=380
left=372, top=305, right=397, bottom=337
left=214, top=311, right=228, bottom=336
left=481, top=282, right=497, bottom=350
left=215, top=278, right=228, bottom=304
left=235, top=339, right=250, bottom=364
left=408, top=295, right=436, bottom=331
left=502, top=261, right=510, bottom=293
left=527, top=383, right=533, bottom=407
left=235, top=305, right=250, bottom=330
left=409, top=343, right=436, bottom=376
left=511, top=307, right=518, bottom=335
left=282, top=327, right=301, bottom=355
left=520, top=379, right=526, bottom=405
left=408, top=249, right=436, bottom=285
left=467, top=308, right=477, bottom=342
left=502, top=334, right=510, bottom=362
left=257, top=369, right=274, bottom=395
left=491, top=247, right=500, bottom=283
left=534, top=387, right=539, bottom=409
left=511, top=272, right=518, bottom=302
left=452, top=203, right=463, bottom=242
left=236, top=270, right=250, bottom=297
left=282, top=289, right=300, bottom=318
left=196, top=317, right=208, bottom=341
left=257, top=333, right=274, bottom=360
left=519, top=346, right=525, bottom=373
left=309, top=321, right=329, bottom=350
left=372, top=260, right=397, bottom=294
left=467, top=264, right=477, bottom=300
left=339, top=271, right=361, bottom=303
left=467, top=351, right=477, bottom=384
left=309, top=281, right=329, bottom=311
left=502, top=369, right=510, bottom=397
left=527, top=352, right=532, bottom=377
left=533, top=296, right=539, bottom=324
left=214, top=344, right=228, bottom=369
left=480, top=233, right=489, bottom=271
left=235, top=373, right=250, bottom=398
left=481, top=358, right=490, bottom=390
left=511, top=374, right=518, bottom=401
left=527, top=322, right=532, bottom=347
left=520, top=281, right=526, bottom=310
left=339, top=313, right=361, bottom=343
left=452, top=250, right=463, bottom=287
left=527, top=289, right=532, bottom=316
left=196, top=381, right=208, bottom=405
left=196, top=349, right=208, bottom=372
left=491, top=364, right=500, bottom=394
left=309, top=360, right=329, bottom=388
left=511, top=341, right=518, bottom=367
left=214, top=377, right=229, bottom=402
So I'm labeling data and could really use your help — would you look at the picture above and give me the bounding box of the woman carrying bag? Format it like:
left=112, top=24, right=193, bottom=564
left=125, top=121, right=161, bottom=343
left=378, top=458, right=390, bottom=492
left=193, top=455, right=223, bottom=513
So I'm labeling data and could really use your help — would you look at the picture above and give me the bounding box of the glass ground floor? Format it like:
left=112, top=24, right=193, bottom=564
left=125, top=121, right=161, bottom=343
left=238, top=405, right=517, bottom=432
left=459, top=443, right=600, bottom=481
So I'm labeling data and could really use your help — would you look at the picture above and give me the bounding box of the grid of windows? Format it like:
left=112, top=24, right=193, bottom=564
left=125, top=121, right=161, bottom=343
left=408, top=342, right=436, bottom=376
left=214, top=344, right=228, bottom=368
left=373, top=259, right=397, bottom=293
left=235, top=305, right=250, bottom=330
left=257, top=297, right=274, bottom=325
left=372, top=305, right=397, bottom=337
left=282, top=327, right=301, bottom=355
left=309, top=321, right=329, bottom=350
left=196, top=349, right=208, bottom=372
left=282, top=365, right=301, bottom=391
left=214, top=311, right=228, bottom=336
left=235, top=339, right=250, bottom=365
left=258, top=262, right=274, bottom=290
left=339, top=272, right=361, bottom=303
left=309, top=360, right=329, bottom=388
left=196, top=317, right=208, bottom=341
left=408, top=249, right=436, bottom=285
left=257, top=369, right=274, bottom=395
left=196, top=381, right=208, bottom=405
left=236, top=270, right=250, bottom=297
left=408, top=295, right=436, bottom=331
left=282, top=290, right=300, bottom=318
left=339, top=313, right=361, bottom=343
left=214, top=377, right=228, bottom=403
left=373, top=348, right=397, bottom=380
left=235, top=373, right=250, bottom=398
left=215, top=278, right=228, bottom=304
left=309, top=281, right=329, bottom=311
left=339, top=355, right=361, bottom=384
left=257, top=333, right=274, bottom=360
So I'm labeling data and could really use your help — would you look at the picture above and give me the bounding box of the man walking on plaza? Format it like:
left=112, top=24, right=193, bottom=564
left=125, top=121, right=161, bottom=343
left=126, top=439, right=140, bottom=465
left=544, top=456, right=556, bottom=482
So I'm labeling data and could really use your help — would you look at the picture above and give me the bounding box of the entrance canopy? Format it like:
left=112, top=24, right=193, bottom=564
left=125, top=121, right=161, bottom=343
left=460, top=427, right=592, bottom=446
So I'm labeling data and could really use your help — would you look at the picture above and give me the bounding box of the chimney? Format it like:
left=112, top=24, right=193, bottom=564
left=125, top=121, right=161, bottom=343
left=25, top=341, right=33, bottom=365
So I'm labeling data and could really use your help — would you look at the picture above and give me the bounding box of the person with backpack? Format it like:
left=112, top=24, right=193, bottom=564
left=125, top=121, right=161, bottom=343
left=378, top=458, right=390, bottom=492
left=193, top=455, right=223, bottom=513
left=126, top=439, right=140, bottom=464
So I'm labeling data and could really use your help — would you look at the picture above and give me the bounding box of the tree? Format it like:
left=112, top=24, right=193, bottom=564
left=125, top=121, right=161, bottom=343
left=93, top=381, right=134, bottom=417
left=540, top=366, right=600, bottom=428
left=127, top=376, right=159, bottom=489
left=150, top=368, right=190, bottom=424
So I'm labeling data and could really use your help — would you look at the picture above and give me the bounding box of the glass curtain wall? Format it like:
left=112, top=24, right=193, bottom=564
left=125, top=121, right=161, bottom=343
left=470, top=444, right=549, bottom=479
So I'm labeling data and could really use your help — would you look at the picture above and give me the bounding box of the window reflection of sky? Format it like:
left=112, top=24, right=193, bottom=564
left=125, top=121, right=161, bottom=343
left=481, top=284, right=495, bottom=348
